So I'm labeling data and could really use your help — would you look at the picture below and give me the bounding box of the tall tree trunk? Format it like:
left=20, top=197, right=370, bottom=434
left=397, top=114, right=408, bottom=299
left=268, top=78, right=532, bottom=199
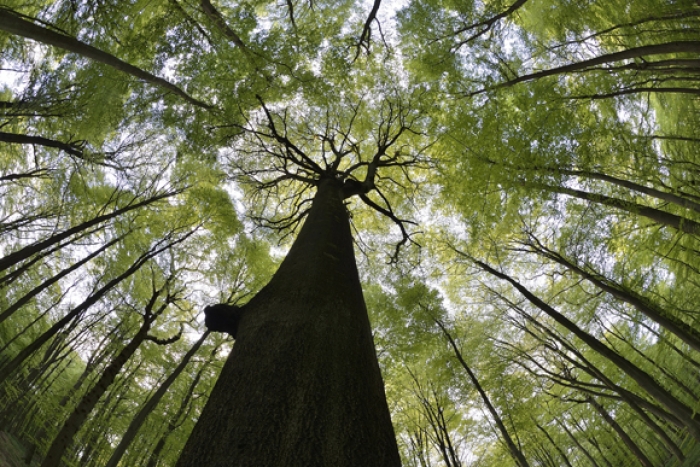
left=0, top=237, right=176, bottom=384
left=586, top=397, right=654, bottom=467
left=146, top=355, right=210, bottom=467
left=522, top=238, right=700, bottom=353
left=40, top=322, right=152, bottom=467
left=528, top=183, right=700, bottom=235
left=0, top=8, right=211, bottom=109
left=467, top=255, right=700, bottom=441
left=554, top=168, right=700, bottom=214
left=0, top=234, right=125, bottom=325
left=0, top=190, right=176, bottom=273
left=435, top=319, right=530, bottom=467
left=556, top=418, right=602, bottom=467
left=75, top=362, right=143, bottom=467
left=177, top=177, right=400, bottom=467
left=471, top=41, right=700, bottom=95
left=533, top=421, right=574, bottom=467
left=104, top=332, right=209, bottom=467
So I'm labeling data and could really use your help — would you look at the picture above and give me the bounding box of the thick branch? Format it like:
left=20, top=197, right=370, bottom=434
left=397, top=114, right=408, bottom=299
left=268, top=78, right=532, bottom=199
left=353, top=0, right=382, bottom=60
left=0, top=168, right=52, bottom=182
left=0, top=131, right=84, bottom=157
left=146, top=328, right=183, bottom=345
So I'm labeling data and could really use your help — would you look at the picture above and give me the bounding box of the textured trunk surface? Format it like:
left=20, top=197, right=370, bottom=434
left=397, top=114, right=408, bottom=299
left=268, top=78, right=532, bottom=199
left=177, top=177, right=400, bottom=467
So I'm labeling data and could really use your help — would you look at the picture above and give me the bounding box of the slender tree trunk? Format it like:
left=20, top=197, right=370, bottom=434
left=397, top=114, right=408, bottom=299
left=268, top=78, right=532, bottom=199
left=410, top=376, right=461, bottom=467
left=0, top=239, right=170, bottom=384
left=0, top=234, right=125, bottom=325
left=524, top=238, right=700, bottom=352
left=177, top=177, right=400, bottom=466
left=555, top=168, right=700, bottom=214
left=104, top=332, right=209, bottom=467
left=0, top=8, right=211, bottom=108
left=75, top=363, right=141, bottom=466
left=40, top=322, right=151, bottom=467
left=0, top=168, right=52, bottom=182
left=472, top=41, right=700, bottom=94
left=599, top=319, right=700, bottom=401
left=435, top=320, right=530, bottom=467
left=534, top=421, right=574, bottom=467
left=146, top=357, right=209, bottom=467
left=491, top=289, right=688, bottom=445
left=57, top=322, right=127, bottom=407
left=556, top=418, right=602, bottom=467
left=0, top=190, right=176, bottom=273
left=528, top=183, right=700, bottom=235
left=573, top=417, right=614, bottom=467
left=587, top=397, right=654, bottom=467
left=532, top=443, right=558, bottom=467
left=22, top=326, right=121, bottom=466
left=0, top=228, right=96, bottom=289
left=499, top=161, right=700, bottom=213
left=468, top=256, right=700, bottom=440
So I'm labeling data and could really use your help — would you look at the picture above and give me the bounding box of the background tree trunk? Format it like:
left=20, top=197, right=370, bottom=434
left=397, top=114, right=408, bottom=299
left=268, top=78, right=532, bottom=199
left=104, top=332, right=209, bottom=467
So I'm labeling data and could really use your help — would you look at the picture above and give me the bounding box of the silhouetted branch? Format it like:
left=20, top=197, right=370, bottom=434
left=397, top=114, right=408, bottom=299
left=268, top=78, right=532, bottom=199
left=353, top=0, right=383, bottom=61
left=447, top=0, right=530, bottom=49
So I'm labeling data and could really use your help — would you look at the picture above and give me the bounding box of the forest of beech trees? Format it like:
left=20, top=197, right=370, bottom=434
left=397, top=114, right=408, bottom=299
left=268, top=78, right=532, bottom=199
left=1, top=0, right=700, bottom=465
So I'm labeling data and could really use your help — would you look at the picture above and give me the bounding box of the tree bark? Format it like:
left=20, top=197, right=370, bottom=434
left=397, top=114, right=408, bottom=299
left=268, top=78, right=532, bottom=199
left=177, top=177, right=400, bottom=467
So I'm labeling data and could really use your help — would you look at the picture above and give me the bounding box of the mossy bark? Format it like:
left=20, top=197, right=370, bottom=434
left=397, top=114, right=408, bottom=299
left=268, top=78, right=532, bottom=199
left=177, top=177, right=400, bottom=467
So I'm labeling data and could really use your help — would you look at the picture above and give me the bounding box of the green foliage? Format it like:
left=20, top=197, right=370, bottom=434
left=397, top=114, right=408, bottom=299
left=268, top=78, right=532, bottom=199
left=1, top=0, right=700, bottom=465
